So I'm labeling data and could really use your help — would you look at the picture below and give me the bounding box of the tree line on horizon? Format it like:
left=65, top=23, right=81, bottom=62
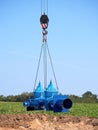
left=0, top=91, right=98, bottom=103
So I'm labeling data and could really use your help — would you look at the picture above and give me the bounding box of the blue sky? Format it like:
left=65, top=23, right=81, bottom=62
left=0, top=0, right=98, bottom=96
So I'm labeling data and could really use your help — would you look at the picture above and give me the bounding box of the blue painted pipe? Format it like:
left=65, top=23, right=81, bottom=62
left=53, top=95, right=72, bottom=112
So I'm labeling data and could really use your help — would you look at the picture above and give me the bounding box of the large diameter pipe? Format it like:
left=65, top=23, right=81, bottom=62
left=53, top=96, right=72, bottom=112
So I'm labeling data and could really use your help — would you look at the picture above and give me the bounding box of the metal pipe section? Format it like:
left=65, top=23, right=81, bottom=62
left=43, top=43, right=47, bottom=89
left=53, top=95, right=72, bottom=112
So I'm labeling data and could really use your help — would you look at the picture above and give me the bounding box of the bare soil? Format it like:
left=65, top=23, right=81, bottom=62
left=0, top=114, right=98, bottom=130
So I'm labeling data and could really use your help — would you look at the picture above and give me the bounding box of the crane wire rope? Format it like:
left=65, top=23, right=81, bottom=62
left=47, top=0, right=48, bottom=15
left=46, top=44, right=59, bottom=90
left=33, top=44, right=43, bottom=91
left=44, top=0, right=45, bottom=13
left=41, top=0, right=48, bottom=14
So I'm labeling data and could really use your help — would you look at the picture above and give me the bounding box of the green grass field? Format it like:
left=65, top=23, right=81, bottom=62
left=0, top=102, right=98, bottom=117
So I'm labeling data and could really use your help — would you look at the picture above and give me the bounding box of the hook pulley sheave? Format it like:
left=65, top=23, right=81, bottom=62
left=40, top=13, right=49, bottom=30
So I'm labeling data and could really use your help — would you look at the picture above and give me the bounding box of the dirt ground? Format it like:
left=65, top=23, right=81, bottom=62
left=0, top=114, right=98, bottom=130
